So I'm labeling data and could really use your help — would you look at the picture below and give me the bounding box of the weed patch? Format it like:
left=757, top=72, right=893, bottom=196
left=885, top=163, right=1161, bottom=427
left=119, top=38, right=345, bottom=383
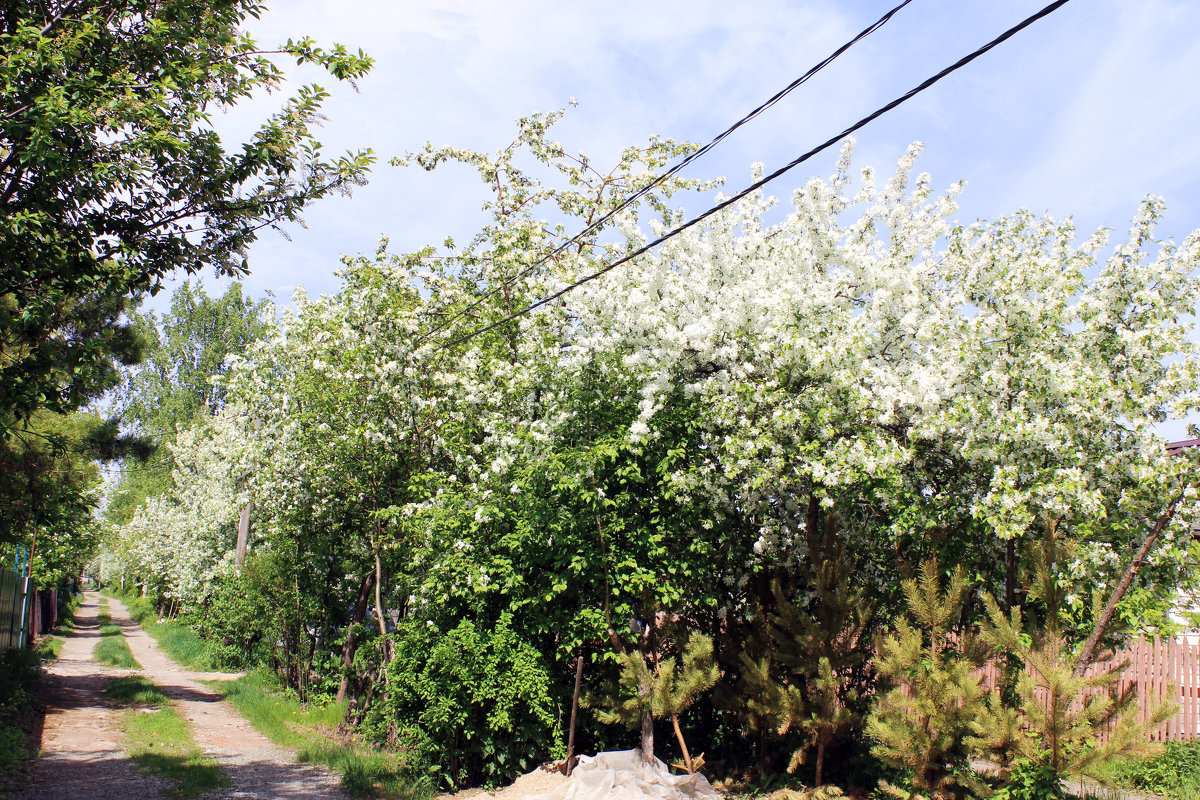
left=1095, top=740, right=1200, bottom=799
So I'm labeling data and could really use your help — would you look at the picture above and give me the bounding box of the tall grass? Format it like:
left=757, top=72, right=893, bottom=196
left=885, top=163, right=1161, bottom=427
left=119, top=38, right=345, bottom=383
left=106, top=676, right=230, bottom=798
left=207, top=671, right=430, bottom=799
left=1093, top=740, right=1200, bottom=799
left=94, top=603, right=141, bottom=670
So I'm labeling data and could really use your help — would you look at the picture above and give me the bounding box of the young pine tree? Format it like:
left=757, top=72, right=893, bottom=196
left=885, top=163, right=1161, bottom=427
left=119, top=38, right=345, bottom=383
left=977, top=521, right=1176, bottom=780
left=593, top=631, right=719, bottom=772
left=767, top=510, right=874, bottom=786
left=866, top=560, right=989, bottom=800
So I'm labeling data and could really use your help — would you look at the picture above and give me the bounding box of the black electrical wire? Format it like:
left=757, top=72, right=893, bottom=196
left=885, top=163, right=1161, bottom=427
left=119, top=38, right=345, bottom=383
left=439, top=0, right=1072, bottom=352
left=419, top=0, right=915, bottom=343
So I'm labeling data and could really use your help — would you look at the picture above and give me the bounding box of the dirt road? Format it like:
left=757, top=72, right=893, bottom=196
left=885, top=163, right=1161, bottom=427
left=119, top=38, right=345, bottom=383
left=16, top=592, right=348, bottom=800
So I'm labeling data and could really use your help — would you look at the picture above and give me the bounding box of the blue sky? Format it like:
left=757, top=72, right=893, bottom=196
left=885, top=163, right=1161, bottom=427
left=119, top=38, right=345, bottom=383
left=160, top=0, right=1200, bottom=437
left=183, top=0, right=1199, bottom=304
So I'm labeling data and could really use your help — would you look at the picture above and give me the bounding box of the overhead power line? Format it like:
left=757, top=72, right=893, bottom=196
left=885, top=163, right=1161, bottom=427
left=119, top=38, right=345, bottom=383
left=420, top=0, right=915, bottom=343
left=439, top=0, right=1072, bottom=352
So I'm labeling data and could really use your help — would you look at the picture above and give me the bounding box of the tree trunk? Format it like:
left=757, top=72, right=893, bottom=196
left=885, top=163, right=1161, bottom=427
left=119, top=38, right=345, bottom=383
left=373, top=548, right=387, bottom=636
left=566, top=653, right=584, bottom=775
left=640, top=707, right=655, bottom=764
left=337, top=571, right=375, bottom=704
left=1074, top=491, right=1187, bottom=675
left=670, top=713, right=693, bottom=774
left=759, top=725, right=767, bottom=776
left=815, top=734, right=826, bottom=786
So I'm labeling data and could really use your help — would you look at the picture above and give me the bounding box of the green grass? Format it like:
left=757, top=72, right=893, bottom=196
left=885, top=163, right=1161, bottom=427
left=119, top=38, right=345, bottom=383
left=206, top=671, right=429, bottom=799
left=105, top=676, right=230, bottom=798
left=36, top=634, right=64, bottom=661
left=94, top=604, right=142, bottom=670
left=1093, top=740, right=1200, bottom=799
left=103, top=590, right=220, bottom=671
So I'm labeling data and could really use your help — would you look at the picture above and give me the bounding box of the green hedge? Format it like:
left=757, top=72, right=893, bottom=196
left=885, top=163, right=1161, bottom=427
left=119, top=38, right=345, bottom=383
left=361, top=613, right=563, bottom=790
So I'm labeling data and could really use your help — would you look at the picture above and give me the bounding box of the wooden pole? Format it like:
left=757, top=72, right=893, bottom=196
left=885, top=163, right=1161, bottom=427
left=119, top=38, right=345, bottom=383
left=566, top=653, right=584, bottom=775
left=235, top=504, right=251, bottom=570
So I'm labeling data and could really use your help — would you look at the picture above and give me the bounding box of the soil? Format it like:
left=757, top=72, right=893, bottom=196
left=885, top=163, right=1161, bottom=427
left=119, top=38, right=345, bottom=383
left=12, top=592, right=350, bottom=800
left=437, top=766, right=568, bottom=800
left=11, top=592, right=169, bottom=800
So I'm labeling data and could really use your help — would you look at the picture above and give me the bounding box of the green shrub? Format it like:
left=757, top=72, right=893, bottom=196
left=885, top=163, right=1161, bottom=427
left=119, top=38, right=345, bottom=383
left=0, top=648, right=39, bottom=780
left=1105, top=740, right=1200, bottom=798
left=991, top=760, right=1065, bottom=800
left=361, top=613, right=563, bottom=789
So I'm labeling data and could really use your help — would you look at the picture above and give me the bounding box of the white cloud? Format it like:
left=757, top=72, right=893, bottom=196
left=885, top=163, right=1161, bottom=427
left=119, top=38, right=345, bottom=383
left=148, top=0, right=1200, bottom=313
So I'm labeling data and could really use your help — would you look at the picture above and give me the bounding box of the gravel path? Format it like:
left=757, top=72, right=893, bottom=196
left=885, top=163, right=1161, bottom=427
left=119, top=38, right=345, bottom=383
left=104, top=594, right=350, bottom=800
left=14, top=592, right=350, bottom=800
left=13, top=593, right=169, bottom=800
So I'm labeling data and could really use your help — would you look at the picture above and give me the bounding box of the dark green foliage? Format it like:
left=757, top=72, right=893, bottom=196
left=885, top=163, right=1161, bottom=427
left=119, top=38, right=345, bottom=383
left=0, top=0, right=372, bottom=429
left=769, top=511, right=875, bottom=784
left=0, top=648, right=38, bottom=780
left=0, top=411, right=107, bottom=561
left=361, top=614, right=562, bottom=789
left=181, top=554, right=291, bottom=671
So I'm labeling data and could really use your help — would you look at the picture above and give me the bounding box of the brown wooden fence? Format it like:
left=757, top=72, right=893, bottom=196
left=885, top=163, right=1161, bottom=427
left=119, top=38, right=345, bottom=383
left=973, top=636, right=1200, bottom=742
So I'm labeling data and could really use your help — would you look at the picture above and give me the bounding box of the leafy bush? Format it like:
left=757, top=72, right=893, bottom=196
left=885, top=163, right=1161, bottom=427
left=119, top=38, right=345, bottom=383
left=362, top=613, right=563, bottom=789
left=0, top=648, right=39, bottom=781
left=1105, top=740, right=1200, bottom=798
left=991, top=760, right=1064, bottom=800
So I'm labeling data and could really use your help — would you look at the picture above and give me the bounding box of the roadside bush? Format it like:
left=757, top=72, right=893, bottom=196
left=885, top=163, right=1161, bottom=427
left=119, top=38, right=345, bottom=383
left=361, top=613, right=563, bottom=789
left=1105, top=740, right=1200, bottom=798
left=0, top=649, right=39, bottom=780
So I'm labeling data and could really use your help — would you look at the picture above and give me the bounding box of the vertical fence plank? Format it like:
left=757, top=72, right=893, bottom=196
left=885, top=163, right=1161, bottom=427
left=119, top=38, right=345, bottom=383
left=1169, top=638, right=1177, bottom=741
left=1188, top=639, right=1195, bottom=739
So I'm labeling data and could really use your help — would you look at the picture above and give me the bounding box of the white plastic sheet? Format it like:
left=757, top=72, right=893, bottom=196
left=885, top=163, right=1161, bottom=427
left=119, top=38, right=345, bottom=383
left=528, top=751, right=721, bottom=800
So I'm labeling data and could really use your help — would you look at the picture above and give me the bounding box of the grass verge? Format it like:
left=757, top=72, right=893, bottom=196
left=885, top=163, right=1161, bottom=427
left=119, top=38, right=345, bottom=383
left=95, top=602, right=142, bottom=670
left=1, top=589, right=82, bottom=784
left=206, top=671, right=429, bottom=799
left=1093, top=740, right=1200, bottom=799
left=102, top=590, right=219, bottom=671
left=106, top=675, right=230, bottom=798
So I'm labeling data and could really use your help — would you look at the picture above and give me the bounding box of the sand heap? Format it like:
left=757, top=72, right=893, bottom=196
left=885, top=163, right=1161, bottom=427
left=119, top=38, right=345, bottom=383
left=528, top=751, right=720, bottom=800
